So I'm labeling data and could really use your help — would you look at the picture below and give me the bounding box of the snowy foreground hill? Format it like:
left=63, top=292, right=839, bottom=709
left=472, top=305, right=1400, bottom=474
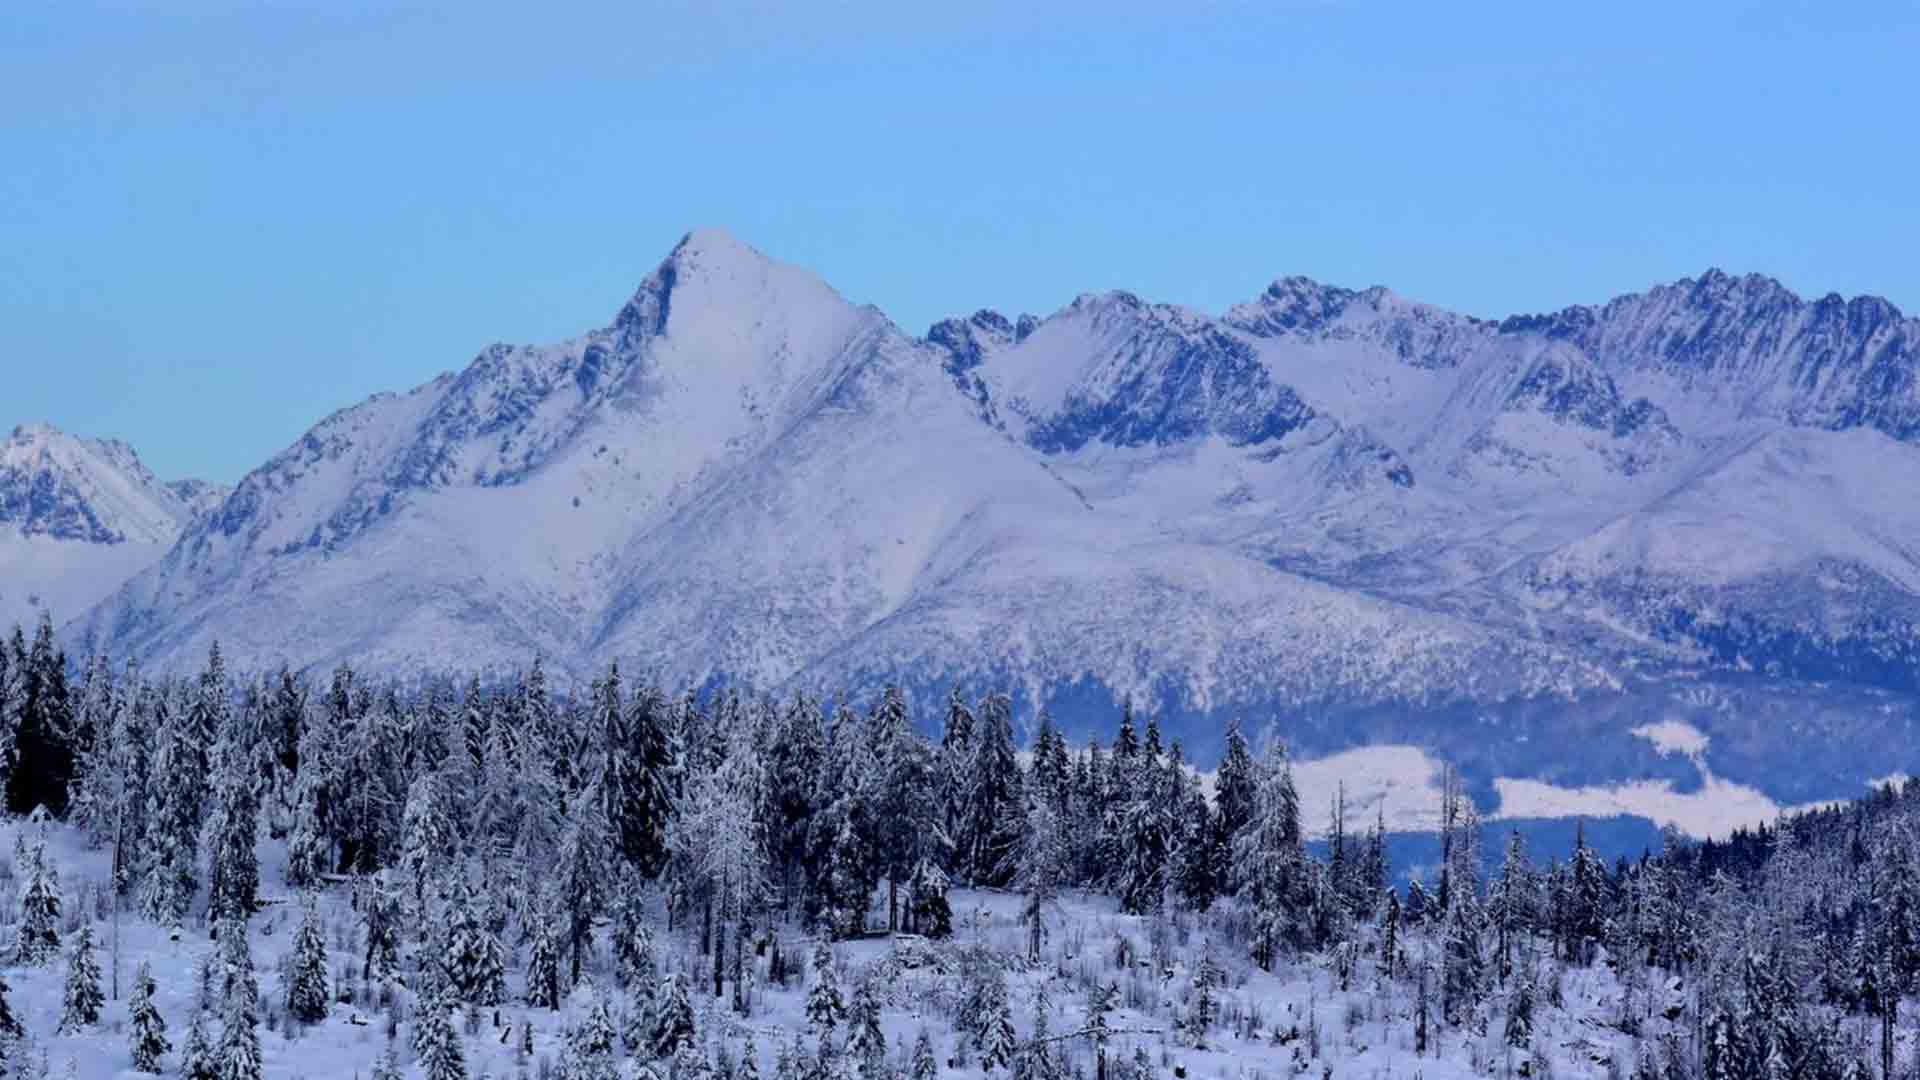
left=14, top=228, right=1920, bottom=838
left=0, top=814, right=1656, bottom=1080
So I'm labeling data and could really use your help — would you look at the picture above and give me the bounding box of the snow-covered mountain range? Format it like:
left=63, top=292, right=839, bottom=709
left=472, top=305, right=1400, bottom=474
left=22, top=230, right=1920, bottom=807
left=0, top=423, right=226, bottom=633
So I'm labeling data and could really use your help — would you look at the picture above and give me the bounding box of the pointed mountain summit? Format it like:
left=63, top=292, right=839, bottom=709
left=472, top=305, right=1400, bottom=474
left=1, top=423, right=226, bottom=630
left=34, top=231, right=1920, bottom=753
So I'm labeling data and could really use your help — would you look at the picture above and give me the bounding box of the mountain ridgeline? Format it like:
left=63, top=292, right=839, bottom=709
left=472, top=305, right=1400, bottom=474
left=8, top=232, right=1920, bottom=792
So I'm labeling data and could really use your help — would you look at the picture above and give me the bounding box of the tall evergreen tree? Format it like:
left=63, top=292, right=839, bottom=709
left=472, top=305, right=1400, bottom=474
left=142, top=680, right=203, bottom=923
left=284, top=903, right=330, bottom=1023
left=958, top=694, right=1025, bottom=887
left=0, top=971, right=23, bottom=1043
left=206, top=727, right=261, bottom=926
left=180, top=1003, right=217, bottom=1080
left=4, top=613, right=73, bottom=816
left=650, top=972, right=697, bottom=1059
left=524, top=894, right=565, bottom=1010
left=55, top=921, right=102, bottom=1033
left=213, top=958, right=263, bottom=1080
left=609, top=676, right=677, bottom=878
left=1233, top=739, right=1311, bottom=969
left=444, top=876, right=507, bottom=1006
left=14, top=840, right=60, bottom=964
left=936, top=690, right=975, bottom=878
left=127, top=960, right=171, bottom=1073
left=414, top=991, right=469, bottom=1080
left=805, top=941, right=846, bottom=1037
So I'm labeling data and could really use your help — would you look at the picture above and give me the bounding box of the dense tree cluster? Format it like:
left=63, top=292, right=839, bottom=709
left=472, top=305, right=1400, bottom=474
left=9, top=620, right=1920, bottom=1080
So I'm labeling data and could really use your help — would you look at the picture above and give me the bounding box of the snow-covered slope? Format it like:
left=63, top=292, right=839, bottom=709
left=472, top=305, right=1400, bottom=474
left=74, top=233, right=1581, bottom=705
left=0, top=424, right=225, bottom=631
left=61, top=235, right=1920, bottom=737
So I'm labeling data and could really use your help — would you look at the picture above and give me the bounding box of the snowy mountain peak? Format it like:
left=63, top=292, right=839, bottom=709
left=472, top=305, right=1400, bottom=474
left=0, top=423, right=211, bottom=545
left=1, top=423, right=227, bottom=631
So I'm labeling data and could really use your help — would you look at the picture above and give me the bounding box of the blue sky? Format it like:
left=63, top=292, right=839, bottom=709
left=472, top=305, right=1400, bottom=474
left=5, top=0, right=1917, bottom=483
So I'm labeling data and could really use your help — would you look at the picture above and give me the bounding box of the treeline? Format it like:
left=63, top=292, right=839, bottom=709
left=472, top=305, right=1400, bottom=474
left=3, top=614, right=1920, bottom=1080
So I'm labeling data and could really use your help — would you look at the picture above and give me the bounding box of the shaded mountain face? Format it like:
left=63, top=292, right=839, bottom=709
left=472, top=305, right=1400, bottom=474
left=0, top=424, right=226, bottom=630
left=51, top=237, right=1920, bottom=744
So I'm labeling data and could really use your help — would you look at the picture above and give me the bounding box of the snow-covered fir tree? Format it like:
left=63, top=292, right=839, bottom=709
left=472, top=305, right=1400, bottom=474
left=127, top=960, right=171, bottom=1073
left=413, top=990, right=468, bottom=1080
left=284, top=901, right=331, bottom=1023
left=54, top=921, right=102, bottom=1034
left=179, top=1002, right=217, bottom=1080
left=14, top=841, right=60, bottom=964
left=845, top=978, right=886, bottom=1077
left=443, top=875, right=507, bottom=1006
left=650, top=971, right=696, bottom=1060
left=0, top=970, right=24, bottom=1044
left=1231, top=738, right=1310, bottom=969
left=523, top=894, right=566, bottom=1010
left=213, top=964, right=262, bottom=1080
left=805, top=940, right=846, bottom=1037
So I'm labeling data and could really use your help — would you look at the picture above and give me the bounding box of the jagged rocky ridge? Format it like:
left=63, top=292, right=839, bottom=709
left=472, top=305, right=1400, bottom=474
left=0, top=424, right=225, bottom=631
left=43, top=233, right=1920, bottom=734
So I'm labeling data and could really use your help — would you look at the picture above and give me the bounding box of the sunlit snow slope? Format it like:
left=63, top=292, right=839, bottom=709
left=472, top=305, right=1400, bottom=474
left=58, top=233, right=1920, bottom=751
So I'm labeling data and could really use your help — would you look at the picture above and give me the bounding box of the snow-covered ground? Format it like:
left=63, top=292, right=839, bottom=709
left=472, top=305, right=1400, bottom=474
left=0, top=816, right=1721, bottom=1080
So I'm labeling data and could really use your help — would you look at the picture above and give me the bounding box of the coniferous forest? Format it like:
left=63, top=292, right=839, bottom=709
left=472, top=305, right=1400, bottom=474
left=0, top=609, right=1917, bottom=1080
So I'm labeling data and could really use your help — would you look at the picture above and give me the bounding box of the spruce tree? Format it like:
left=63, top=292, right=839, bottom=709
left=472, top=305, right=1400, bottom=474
left=936, top=690, right=975, bottom=879
left=4, top=613, right=73, bottom=817
left=1085, top=982, right=1116, bottom=1080
left=445, top=877, right=506, bottom=1006
left=741, top=1033, right=763, bottom=1080
left=524, top=903, right=565, bottom=1010
left=846, top=980, right=886, bottom=1076
left=1505, top=970, right=1535, bottom=1050
left=805, top=941, right=846, bottom=1036
left=651, top=972, right=697, bottom=1060
left=369, top=1038, right=404, bottom=1080
left=1232, top=739, right=1310, bottom=969
left=14, top=841, right=60, bottom=964
left=976, top=972, right=1018, bottom=1075
left=904, top=858, right=952, bottom=939
left=142, top=684, right=204, bottom=923
left=415, top=991, right=469, bottom=1080
left=397, top=768, right=455, bottom=916
left=180, top=1004, right=218, bottom=1080
left=556, top=774, right=612, bottom=983
left=215, top=917, right=260, bottom=1019
left=285, top=902, right=331, bottom=1023
left=611, top=882, right=658, bottom=987
left=0, top=971, right=23, bottom=1041
left=958, top=694, right=1025, bottom=887
left=213, top=973, right=263, bottom=1080
left=206, top=753, right=260, bottom=926
left=910, top=1029, right=939, bottom=1080
left=55, top=921, right=102, bottom=1034
left=360, top=870, right=402, bottom=983
left=561, top=987, right=619, bottom=1080
left=127, top=961, right=171, bottom=1073
left=1014, top=796, right=1069, bottom=958
left=610, top=678, right=677, bottom=878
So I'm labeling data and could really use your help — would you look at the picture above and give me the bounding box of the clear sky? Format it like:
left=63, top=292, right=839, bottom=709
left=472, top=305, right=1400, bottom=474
left=5, top=1, right=1917, bottom=484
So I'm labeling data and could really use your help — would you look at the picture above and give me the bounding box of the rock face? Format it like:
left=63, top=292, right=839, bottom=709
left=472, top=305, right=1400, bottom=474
left=0, top=424, right=225, bottom=631
left=45, top=234, right=1920, bottom=741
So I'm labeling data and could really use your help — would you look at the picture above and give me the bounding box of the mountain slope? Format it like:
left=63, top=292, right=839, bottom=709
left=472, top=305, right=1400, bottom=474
left=0, top=424, right=225, bottom=631
left=59, top=236, right=1920, bottom=729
